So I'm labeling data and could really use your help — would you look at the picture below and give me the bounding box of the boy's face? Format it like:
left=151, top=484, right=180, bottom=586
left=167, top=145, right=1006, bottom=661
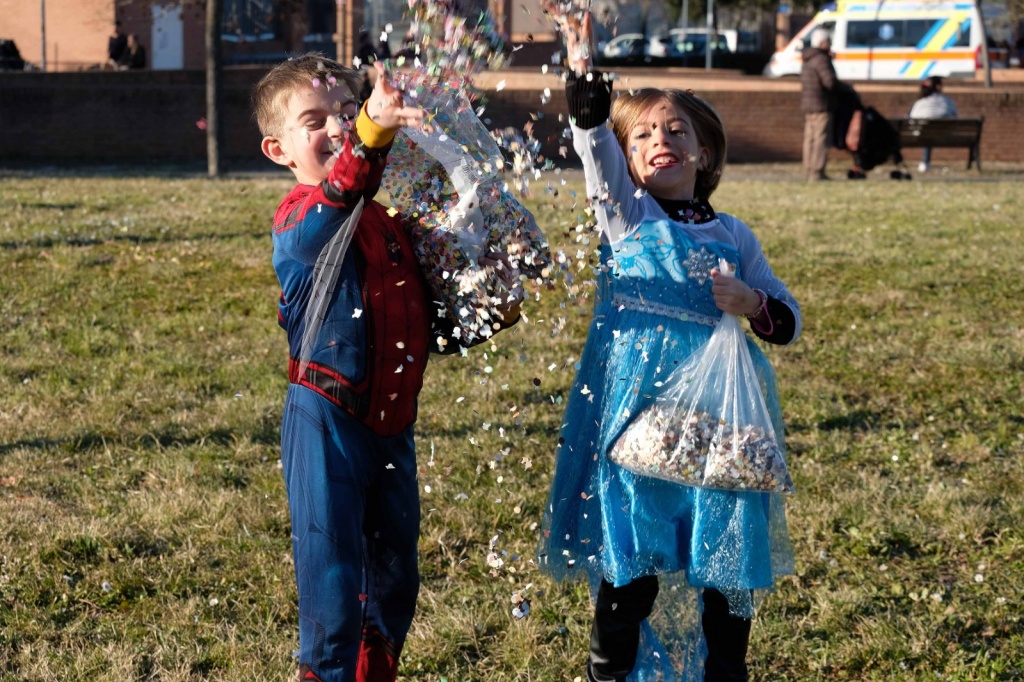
left=261, top=82, right=359, bottom=185
left=626, top=100, right=708, bottom=202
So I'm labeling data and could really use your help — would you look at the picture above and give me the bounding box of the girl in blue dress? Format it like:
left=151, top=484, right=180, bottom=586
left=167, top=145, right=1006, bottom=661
left=540, top=13, right=802, bottom=682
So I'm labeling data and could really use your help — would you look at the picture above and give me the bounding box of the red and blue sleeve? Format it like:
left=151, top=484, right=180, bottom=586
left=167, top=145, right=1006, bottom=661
left=272, top=105, right=397, bottom=265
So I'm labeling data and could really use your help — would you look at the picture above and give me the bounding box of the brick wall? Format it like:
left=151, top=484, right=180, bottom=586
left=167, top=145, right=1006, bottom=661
left=710, top=87, right=1024, bottom=166
left=0, top=70, right=261, bottom=164
left=1, top=0, right=112, bottom=72
left=1, top=69, right=1021, bottom=167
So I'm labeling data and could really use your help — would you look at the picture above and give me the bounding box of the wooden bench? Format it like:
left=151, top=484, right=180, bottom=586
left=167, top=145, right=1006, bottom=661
left=889, top=117, right=985, bottom=171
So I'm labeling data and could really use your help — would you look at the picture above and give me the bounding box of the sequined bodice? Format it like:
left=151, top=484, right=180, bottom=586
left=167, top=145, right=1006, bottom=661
left=600, top=220, right=740, bottom=321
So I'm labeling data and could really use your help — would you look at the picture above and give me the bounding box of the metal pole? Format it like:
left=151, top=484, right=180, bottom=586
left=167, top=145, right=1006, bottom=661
left=974, top=0, right=992, bottom=87
left=342, top=0, right=350, bottom=63
left=40, top=0, right=47, bottom=72
left=704, top=0, right=713, bottom=70
left=681, top=0, right=689, bottom=30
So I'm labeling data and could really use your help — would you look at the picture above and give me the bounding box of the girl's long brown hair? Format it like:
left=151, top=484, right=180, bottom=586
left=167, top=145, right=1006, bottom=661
left=610, top=88, right=727, bottom=202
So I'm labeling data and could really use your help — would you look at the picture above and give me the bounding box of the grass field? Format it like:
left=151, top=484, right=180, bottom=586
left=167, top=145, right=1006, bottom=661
left=1, top=166, right=1022, bottom=681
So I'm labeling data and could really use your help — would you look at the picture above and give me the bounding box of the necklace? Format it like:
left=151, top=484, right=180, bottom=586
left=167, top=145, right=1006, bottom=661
left=652, top=196, right=716, bottom=224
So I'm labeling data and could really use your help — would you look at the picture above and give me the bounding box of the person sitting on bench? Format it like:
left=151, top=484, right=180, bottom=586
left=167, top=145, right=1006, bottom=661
left=908, top=76, right=957, bottom=173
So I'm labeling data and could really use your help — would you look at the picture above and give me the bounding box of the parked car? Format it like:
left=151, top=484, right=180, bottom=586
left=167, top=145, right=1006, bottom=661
left=647, top=29, right=732, bottom=66
left=595, top=33, right=647, bottom=66
left=648, top=29, right=729, bottom=58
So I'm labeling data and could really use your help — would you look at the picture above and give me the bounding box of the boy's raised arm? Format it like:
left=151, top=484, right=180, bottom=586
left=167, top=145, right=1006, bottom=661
left=278, top=75, right=427, bottom=265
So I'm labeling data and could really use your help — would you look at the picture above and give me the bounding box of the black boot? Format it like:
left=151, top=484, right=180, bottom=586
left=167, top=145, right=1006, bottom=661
left=702, top=589, right=752, bottom=682
left=587, top=576, right=660, bottom=682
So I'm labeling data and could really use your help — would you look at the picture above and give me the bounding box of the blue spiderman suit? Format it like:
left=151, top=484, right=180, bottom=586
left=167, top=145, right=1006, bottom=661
left=271, top=121, right=508, bottom=682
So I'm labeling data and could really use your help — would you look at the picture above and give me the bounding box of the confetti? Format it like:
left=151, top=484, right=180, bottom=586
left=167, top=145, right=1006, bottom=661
left=511, top=587, right=532, bottom=619
left=610, top=409, right=794, bottom=494
left=382, top=90, right=551, bottom=341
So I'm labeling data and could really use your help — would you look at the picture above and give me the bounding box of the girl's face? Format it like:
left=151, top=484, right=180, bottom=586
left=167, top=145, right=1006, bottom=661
left=626, top=100, right=708, bottom=201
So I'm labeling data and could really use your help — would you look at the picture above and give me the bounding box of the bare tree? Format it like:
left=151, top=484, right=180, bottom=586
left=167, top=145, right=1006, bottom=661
left=117, top=0, right=231, bottom=173
left=206, top=0, right=225, bottom=176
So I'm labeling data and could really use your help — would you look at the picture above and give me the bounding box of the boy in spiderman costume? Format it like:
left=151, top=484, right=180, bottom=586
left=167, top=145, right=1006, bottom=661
left=252, top=54, right=521, bottom=682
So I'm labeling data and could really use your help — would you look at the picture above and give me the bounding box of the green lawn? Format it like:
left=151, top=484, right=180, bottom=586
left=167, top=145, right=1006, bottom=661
left=0, top=167, right=1021, bottom=681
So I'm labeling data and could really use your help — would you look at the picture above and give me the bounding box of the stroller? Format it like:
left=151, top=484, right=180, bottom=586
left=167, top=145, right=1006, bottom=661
left=832, top=82, right=911, bottom=180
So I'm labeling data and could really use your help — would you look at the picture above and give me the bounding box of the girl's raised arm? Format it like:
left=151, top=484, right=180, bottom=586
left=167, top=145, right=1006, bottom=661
left=558, top=11, right=647, bottom=243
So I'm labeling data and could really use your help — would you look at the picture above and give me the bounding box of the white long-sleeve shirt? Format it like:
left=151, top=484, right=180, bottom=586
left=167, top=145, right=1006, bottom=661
left=572, top=121, right=802, bottom=344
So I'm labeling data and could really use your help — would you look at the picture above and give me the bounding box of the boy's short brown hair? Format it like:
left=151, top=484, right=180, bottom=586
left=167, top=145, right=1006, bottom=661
left=252, top=52, right=364, bottom=138
left=610, top=88, right=727, bottom=202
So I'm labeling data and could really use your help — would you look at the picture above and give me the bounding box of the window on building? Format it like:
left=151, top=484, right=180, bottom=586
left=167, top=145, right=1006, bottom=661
left=222, top=0, right=278, bottom=41
left=220, top=0, right=340, bottom=48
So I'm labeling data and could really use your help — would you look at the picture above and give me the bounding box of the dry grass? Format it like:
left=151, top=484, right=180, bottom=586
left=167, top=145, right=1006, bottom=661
left=0, top=166, right=1021, bottom=680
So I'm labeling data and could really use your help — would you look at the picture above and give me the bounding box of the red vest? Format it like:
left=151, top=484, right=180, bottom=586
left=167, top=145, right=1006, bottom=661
left=289, top=201, right=431, bottom=437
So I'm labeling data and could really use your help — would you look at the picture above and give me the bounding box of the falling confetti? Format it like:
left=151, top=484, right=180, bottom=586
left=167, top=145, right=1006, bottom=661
left=381, top=87, right=551, bottom=343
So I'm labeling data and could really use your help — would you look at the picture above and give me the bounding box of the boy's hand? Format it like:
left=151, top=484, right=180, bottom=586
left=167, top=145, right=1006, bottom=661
left=481, top=251, right=523, bottom=324
left=365, top=69, right=426, bottom=131
left=710, top=268, right=761, bottom=317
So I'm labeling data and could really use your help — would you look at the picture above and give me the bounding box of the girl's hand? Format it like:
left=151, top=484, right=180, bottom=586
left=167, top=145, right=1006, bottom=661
left=710, top=268, right=761, bottom=316
left=365, top=68, right=426, bottom=131
left=557, top=10, right=594, bottom=75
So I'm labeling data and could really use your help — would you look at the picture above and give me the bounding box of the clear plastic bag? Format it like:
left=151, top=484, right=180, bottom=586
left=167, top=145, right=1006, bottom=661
left=609, top=262, right=794, bottom=494
left=381, top=84, right=550, bottom=342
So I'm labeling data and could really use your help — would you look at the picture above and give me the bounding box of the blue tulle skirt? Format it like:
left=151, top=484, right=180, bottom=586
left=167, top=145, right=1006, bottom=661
left=539, top=226, right=794, bottom=681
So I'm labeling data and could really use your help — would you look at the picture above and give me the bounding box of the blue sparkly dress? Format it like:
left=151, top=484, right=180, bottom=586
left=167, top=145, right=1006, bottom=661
left=540, top=124, right=801, bottom=681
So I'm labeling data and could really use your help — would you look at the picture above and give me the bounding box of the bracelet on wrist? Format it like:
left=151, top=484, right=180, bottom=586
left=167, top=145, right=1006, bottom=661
left=745, top=288, right=768, bottom=319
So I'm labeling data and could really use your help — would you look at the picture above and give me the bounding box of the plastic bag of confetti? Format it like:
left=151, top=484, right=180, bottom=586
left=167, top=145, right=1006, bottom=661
left=381, top=84, right=550, bottom=341
left=609, top=261, right=794, bottom=495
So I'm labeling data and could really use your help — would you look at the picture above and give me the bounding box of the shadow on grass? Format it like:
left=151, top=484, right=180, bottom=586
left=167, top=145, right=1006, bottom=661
left=816, top=408, right=885, bottom=433
left=0, top=420, right=281, bottom=458
left=0, top=230, right=265, bottom=251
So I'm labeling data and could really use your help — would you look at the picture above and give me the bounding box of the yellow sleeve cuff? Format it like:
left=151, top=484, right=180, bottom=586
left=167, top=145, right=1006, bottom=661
left=355, top=102, right=397, bottom=149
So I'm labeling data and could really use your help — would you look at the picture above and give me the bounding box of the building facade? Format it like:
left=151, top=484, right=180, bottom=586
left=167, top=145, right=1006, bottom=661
left=0, top=0, right=561, bottom=72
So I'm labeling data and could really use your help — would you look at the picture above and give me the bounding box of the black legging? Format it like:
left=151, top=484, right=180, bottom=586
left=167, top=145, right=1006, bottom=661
left=587, top=578, right=751, bottom=682
left=701, top=588, right=752, bottom=682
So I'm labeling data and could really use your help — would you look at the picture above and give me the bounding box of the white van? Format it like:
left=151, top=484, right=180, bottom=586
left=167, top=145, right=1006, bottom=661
left=763, top=0, right=1008, bottom=80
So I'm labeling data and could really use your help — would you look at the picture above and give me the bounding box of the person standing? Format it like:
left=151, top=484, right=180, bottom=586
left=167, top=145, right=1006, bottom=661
left=543, top=12, right=801, bottom=682
left=107, top=20, right=127, bottom=69
left=252, top=53, right=521, bottom=682
left=801, top=28, right=838, bottom=181
left=117, top=34, right=147, bottom=70
left=908, top=76, right=957, bottom=172
left=375, top=28, right=393, bottom=62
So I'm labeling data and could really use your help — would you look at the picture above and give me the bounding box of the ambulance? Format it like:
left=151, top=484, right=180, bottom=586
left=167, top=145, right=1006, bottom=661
left=763, top=0, right=1010, bottom=80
